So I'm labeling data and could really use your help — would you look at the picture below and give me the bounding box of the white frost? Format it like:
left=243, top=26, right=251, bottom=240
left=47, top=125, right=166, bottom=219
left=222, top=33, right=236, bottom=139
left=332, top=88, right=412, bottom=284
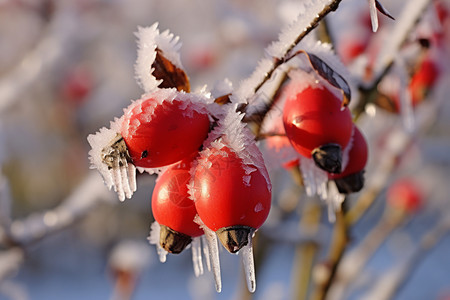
left=147, top=221, right=167, bottom=263
left=134, top=23, right=184, bottom=93
left=87, top=123, right=137, bottom=201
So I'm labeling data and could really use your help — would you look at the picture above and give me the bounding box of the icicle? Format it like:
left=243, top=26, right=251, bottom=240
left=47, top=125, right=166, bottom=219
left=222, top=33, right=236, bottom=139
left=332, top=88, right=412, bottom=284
left=202, top=235, right=211, bottom=272
left=239, top=231, right=256, bottom=293
left=203, top=226, right=222, bottom=292
left=127, top=164, right=137, bottom=192
left=326, top=181, right=345, bottom=223
left=191, top=237, right=204, bottom=277
left=299, top=156, right=328, bottom=198
left=120, top=165, right=132, bottom=199
left=112, top=167, right=125, bottom=202
left=368, top=0, right=379, bottom=32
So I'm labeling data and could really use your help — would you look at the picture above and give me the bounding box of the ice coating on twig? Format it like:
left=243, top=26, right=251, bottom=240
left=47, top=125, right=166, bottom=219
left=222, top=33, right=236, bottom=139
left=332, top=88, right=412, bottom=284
left=368, top=0, right=379, bottom=32
left=394, top=59, right=416, bottom=133
left=239, top=231, right=256, bottom=293
left=191, top=236, right=204, bottom=277
left=87, top=124, right=137, bottom=201
left=147, top=221, right=168, bottom=263
left=135, top=23, right=184, bottom=93
left=194, top=216, right=222, bottom=292
left=372, top=0, right=431, bottom=85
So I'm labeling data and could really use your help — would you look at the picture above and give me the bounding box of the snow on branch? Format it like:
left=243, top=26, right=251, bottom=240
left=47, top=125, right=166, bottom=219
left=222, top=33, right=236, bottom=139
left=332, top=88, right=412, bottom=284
left=232, top=0, right=342, bottom=105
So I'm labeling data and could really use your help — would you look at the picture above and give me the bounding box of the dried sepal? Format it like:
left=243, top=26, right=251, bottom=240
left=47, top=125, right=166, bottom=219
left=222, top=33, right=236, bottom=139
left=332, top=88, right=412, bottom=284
left=375, top=0, right=395, bottom=20
left=88, top=127, right=137, bottom=201
left=153, top=48, right=190, bottom=92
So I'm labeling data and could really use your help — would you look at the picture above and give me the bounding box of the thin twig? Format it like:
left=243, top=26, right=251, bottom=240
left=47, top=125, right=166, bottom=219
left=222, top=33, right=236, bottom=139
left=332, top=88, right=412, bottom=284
left=251, top=0, right=342, bottom=97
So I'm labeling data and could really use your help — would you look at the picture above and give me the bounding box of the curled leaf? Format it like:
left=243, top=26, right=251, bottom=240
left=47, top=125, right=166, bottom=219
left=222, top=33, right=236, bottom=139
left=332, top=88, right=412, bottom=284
left=375, top=0, right=395, bottom=20
left=299, top=50, right=351, bottom=106
left=152, top=48, right=191, bottom=92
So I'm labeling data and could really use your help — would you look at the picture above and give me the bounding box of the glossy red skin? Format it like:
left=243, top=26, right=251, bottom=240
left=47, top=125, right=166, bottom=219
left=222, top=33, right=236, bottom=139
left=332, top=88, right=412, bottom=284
left=121, top=99, right=210, bottom=168
left=283, top=85, right=353, bottom=158
left=152, top=159, right=203, bottom=237
left=329, top=126, right=368, bottom=179
left=387, top=178, right=423, bottom=214
left=193, top=147, right=271, bottom=232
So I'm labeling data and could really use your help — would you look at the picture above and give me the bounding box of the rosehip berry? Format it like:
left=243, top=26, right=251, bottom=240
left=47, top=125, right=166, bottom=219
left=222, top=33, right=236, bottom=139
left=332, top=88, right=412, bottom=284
left=386, top=178, right=423, bottom=214
left=408, top=59, right=440, bottom=106
left=120, top=91, right=210, bottom=168
left=192, top=145, right=271, bottom=253
left=152, top=157, right=203, bottom=254
left=329, top=126, right=368, bottom=193
left=282, top=84, right=353, bottom=173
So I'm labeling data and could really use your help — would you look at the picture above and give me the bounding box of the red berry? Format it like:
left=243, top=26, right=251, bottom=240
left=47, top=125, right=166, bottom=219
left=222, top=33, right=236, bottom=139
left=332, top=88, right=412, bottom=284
left=62, top=66, right=93, bottom=104
left=120, top=93, right=210, bottom=168
left=387, top=178, right=423, bottom=214
left=152, top=158, right=203, bottom=238
left=329, top=126, right=368, bottom=179
left=282, top=84, right=353, bottom=159
left=408, top=59, right=440, bottom=106
left=192, top=146, right=271, bottom=232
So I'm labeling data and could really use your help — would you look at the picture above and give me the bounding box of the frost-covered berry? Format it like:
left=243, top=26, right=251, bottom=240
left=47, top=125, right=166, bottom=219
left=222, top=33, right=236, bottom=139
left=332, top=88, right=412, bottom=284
left=120, top=89, right=211, bottom=168
left=152, top=156, right=204, bottom=254
left=191, top=144, right=271, bottom=254
left=282, top=82, right=353, bottom=174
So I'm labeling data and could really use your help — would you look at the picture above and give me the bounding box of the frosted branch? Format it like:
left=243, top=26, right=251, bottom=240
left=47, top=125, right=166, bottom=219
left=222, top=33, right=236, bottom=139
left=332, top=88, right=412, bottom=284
left=233, top=0, right=342, bottom=104
left=5, top=173, right=114, bottom=246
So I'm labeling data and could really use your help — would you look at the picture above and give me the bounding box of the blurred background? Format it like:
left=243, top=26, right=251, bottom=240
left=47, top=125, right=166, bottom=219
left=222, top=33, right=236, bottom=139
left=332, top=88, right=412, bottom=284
left=0, top=0, right=449, bottom=299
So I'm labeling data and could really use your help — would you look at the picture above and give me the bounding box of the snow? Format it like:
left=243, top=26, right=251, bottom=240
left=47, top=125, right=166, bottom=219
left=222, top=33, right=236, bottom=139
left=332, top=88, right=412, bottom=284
left=134, top=23, right=184, bottom=93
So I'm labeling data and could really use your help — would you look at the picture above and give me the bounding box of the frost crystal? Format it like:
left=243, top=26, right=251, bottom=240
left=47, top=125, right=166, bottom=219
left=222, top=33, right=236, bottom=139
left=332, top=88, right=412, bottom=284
left=148, top=221, right=168, bottom=263
left=135, top=23, right=184, bottom=93
left=87, top=124, right=137, bottom=201
left=192, top=104, right=272, bottom=192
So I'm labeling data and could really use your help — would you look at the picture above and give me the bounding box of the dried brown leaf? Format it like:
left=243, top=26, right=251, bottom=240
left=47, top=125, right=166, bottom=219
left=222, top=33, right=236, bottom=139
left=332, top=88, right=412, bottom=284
left=152, top=48, right=190, bottom=92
